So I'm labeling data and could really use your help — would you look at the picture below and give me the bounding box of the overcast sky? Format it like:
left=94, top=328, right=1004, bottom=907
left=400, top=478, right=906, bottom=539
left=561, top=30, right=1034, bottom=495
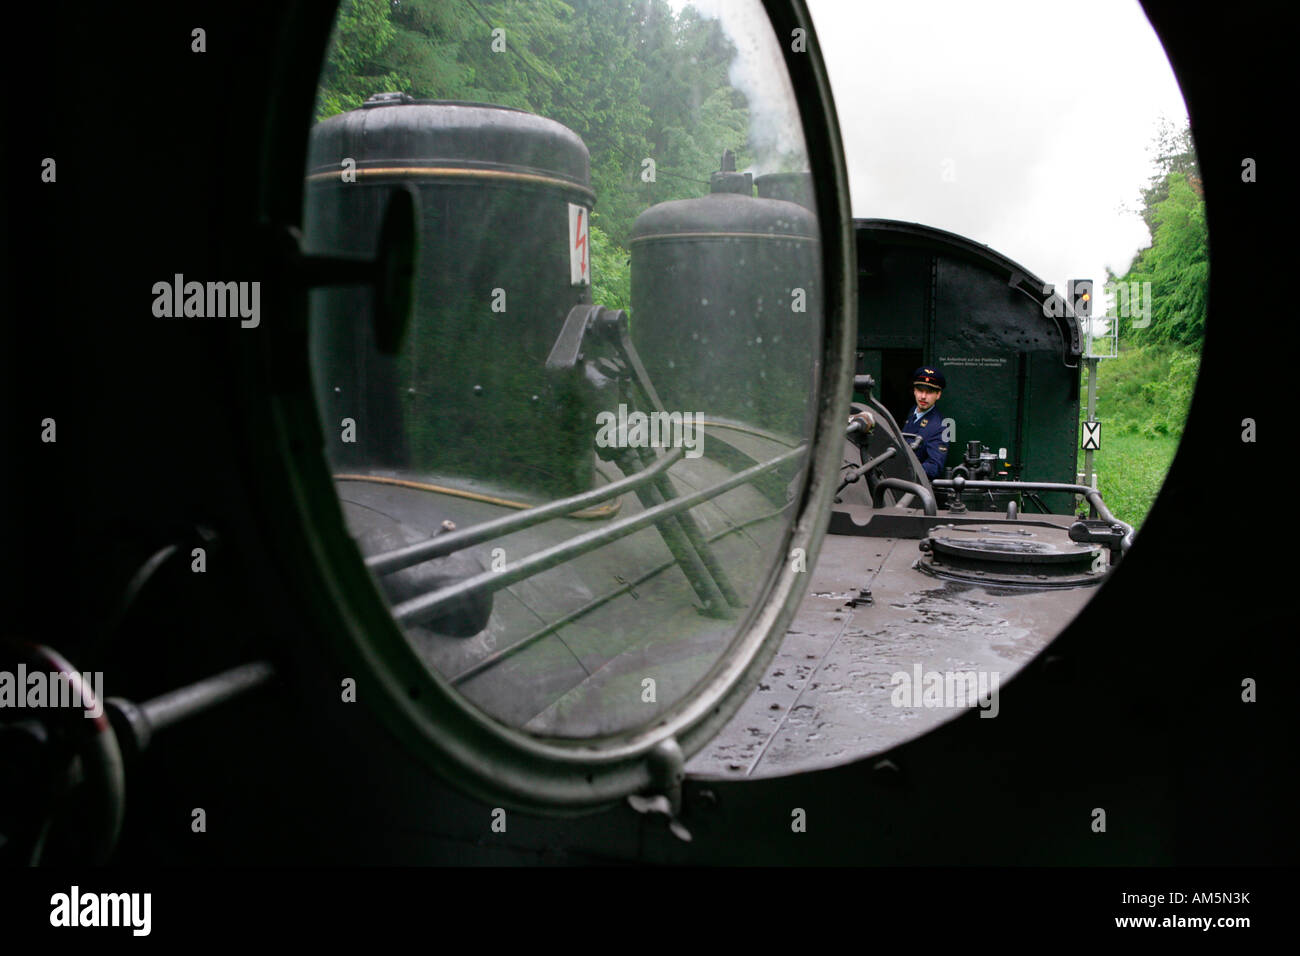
left=682, top=0, right=1191, bottom=302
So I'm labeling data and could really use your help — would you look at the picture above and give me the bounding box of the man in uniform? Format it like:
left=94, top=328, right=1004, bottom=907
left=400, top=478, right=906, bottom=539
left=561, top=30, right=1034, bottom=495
left=901, top=366, right=948, bottom=480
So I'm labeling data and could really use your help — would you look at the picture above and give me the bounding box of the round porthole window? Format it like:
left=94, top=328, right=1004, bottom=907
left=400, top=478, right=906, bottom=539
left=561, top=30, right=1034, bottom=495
left=267, top=0, right=854, bottom=811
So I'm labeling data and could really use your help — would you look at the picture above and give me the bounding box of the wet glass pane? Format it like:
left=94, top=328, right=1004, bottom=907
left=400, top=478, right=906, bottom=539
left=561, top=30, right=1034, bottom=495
left=303, top=0, right=822, bottom=737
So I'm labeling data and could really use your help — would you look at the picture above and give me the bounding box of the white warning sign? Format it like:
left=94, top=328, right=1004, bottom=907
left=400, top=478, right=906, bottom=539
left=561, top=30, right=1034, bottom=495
left=569, top=203, right=590, bottom=287
left=1082, top=420, right=1101, bottom=451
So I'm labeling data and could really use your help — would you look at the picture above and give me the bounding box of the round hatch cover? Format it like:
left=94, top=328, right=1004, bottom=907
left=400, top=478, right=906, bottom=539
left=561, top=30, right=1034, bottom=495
left=918, top=523, right=1105, bottom=587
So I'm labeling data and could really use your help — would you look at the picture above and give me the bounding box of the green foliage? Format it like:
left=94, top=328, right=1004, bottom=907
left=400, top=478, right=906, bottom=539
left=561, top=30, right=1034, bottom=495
left=589, top=220, right=631, bottom=313
left=1113, top=120, right=1207, bottom=350
left=314, top=0, right=756, bottom=246
left=1135, top=117, right=1198, bottom=234
left=1093, top=430, right=1179, bottom=532
left=1121, top=173, right=1208, bottom=347
left=316, top=0, right=402, bottom=119
left=1145, top=348, right=1199, bottom=436
left=1088, top=117, right=1205, bottom=531
left=1094, top=341, right=1201, bottom=440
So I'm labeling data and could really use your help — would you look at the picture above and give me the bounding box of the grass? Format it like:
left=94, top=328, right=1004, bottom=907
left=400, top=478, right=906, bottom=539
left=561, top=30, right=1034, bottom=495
left=1084, top=339, right=1198, bottom=531
left=1091, top=431, right=1180, bottom=531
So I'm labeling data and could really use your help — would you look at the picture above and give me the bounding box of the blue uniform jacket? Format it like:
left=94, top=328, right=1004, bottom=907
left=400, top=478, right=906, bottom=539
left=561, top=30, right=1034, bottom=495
left=902, top=407, right=948, bottom=480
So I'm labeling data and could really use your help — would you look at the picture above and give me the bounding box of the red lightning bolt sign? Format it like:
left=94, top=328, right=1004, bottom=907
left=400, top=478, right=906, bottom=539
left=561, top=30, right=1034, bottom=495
left=575, top=208, right=587, bottom=277
left=568, top=203, right=590, bottom=286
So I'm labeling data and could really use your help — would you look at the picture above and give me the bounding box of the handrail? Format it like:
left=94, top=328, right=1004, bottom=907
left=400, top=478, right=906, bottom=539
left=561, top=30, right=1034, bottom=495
left=624, top=444, right=742, bottom=610
left=931, top=479, right=1134, bottom=552
left=871, top=477, right=937, bottom=516
left=364, top=447, right=685, bottom=575
left=448, top=499, right=797, bottom=687
left=390, top=445, right=807, bottom=626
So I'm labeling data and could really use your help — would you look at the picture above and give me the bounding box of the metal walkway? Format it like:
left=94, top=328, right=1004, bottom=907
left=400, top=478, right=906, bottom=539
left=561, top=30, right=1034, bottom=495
left=686, top=531, right=1094, bottom=778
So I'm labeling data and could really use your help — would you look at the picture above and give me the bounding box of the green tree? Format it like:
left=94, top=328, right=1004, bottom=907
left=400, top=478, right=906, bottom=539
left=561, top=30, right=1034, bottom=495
left=374, top=0, right=477, bottom=101
left=1112, top=120, right=1207, bottom=349
left=1136, top=117, right=1199, bottom=234
left=1124, top=172, right=1208, bottom=347
left=1097, top=120, right=1206, bottom=442
left=316, top=0, right=403, bottom=119
left=314, top=0, right=765, bottom=292
left=590, top=221, right=631, bottom=312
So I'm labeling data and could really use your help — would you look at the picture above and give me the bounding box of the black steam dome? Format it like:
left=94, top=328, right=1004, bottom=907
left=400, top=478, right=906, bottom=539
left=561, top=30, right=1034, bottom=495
left=628, top=154, right=820, bottom=437
left=307, top=93, right=592, bottom=199
left=305, top=95, right=599, bottom=498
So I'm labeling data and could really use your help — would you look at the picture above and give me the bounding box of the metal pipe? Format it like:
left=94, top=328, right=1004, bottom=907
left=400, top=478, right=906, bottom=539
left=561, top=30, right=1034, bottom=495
left=932, top=479, right=1133, bottom=551
left=391, top=445, right=808, bottom=626
left=450, top=499, right=797, bottom=687
left=858, top=447, right=897, bottom=473
left=836, top=446, right=897, bottom=494
left=138, top=661, right=276, bottom=733
left=366, top=446, right=685, bottom=575
left=632, top=445, right=743, bottom=609
left=617, top=448, right=733, bottom=619
left=1084, top=492, right=1133, bottom=552
left=871, top=477, right=937, bottom=516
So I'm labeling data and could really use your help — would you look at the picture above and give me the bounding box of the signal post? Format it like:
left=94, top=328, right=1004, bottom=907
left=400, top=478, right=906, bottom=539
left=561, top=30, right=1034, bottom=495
left=1070, top=279, right=1113, bottom=515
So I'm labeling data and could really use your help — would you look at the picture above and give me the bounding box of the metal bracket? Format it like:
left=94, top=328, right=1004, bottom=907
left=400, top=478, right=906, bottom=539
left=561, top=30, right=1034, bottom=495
left=626, top=737, right=692, bottom=842
left=1068, top=518, right=1127, bottom=563
left=545, top=304, right=622, bottom=371
left=545, top=304, right=742, bottom=617
left=261, top=183, right=418, bottom=356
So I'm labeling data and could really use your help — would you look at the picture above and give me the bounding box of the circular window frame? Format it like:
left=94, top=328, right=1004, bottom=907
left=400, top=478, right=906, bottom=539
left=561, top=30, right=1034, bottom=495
left=248, top=0, right=856, bottom=813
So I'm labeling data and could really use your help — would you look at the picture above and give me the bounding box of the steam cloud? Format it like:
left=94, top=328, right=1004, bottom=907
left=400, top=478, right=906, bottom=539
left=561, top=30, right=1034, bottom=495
left=684, top=0, right=807, bottom=174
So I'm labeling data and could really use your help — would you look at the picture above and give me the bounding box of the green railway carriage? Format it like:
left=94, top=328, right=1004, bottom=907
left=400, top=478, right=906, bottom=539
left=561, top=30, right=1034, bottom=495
left=853, top=219, right=1083, bottom=513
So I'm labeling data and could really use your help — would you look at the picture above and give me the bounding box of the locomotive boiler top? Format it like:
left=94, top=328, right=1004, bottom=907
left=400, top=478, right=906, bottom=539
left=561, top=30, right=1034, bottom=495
left=307, top=93, right=593, bottom=200
left=629, top=190, right=816, bottom=243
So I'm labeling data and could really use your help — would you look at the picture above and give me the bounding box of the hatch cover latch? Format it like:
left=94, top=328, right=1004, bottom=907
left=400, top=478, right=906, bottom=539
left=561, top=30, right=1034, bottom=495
left=1068, top=519, right=1127, bottom=563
